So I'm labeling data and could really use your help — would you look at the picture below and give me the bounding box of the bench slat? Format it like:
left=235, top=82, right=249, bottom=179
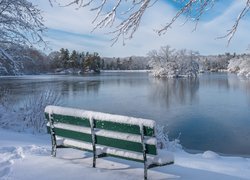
left=52, top=127, right=157, bottom=155
left=54, top=128, right=92, bottom=143
left=53, top=114, right=90, bottom=127
left=96, top=136, right=157, bottom=155
left=95, top=119, right=154, bottom=137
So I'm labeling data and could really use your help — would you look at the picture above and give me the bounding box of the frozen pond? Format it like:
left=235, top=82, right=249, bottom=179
left=1, top=72, right=250, bottom=156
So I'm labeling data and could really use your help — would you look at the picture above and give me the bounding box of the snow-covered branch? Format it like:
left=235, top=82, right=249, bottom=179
left=50, top=0, right=250, bottom=44
left=217, top=0, right=250, bottom=45
left=0, top=0, right=46, bottom=46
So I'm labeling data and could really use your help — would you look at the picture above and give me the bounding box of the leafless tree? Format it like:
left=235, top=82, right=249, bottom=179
left=0, top=0, right=46, bottom=46
left=49, top=0, right=250, bottom=45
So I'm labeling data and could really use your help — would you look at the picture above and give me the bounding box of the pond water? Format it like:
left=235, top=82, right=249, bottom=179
left=1, top=72, right=250, bottom=156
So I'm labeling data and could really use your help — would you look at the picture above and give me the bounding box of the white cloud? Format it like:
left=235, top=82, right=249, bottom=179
left=32, top=0, right=250, bottom=57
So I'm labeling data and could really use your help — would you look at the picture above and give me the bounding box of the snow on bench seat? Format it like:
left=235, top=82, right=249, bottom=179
left=56, top=137, right=174, bottom=165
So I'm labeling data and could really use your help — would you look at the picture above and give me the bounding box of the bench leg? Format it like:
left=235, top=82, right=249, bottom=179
left=90, top=117, right=96, bottom=168
left=140, top=125, right=148, bottom=180
left=93, top=154, right=96, bottom=168
left=49, top=113, right=57, bottom=157
left=51, top=131, right=57, bottom=157
left=51, top=143, right=56, bottom=157
left=144, top=163, right=148, bottom=180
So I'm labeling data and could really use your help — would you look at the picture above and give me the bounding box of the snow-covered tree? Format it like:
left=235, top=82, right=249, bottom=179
left=228, top=54, right=250, bottom=78
left=0, top=44, right=49, bottom=75
left=0, top=47, right=20, bottom=75
left=148, top=46, right=178, bottom=77
left=148, top=46, right=199, bottom=78
left=0, top=0, right=45, bottom=75
left=198, top=53, right=232, bottom=72
left=50, top=0, right=250, bottom=44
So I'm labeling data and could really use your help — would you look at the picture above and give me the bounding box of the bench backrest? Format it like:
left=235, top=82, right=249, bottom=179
left=45, top=106, right=158, bottom=158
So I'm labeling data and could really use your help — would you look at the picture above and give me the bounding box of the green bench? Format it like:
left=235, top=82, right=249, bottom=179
left=45, top=105, right=174, bottom=180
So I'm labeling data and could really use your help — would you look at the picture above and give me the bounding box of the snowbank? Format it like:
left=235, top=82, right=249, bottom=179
left=0, top=129, right=250, bottom=180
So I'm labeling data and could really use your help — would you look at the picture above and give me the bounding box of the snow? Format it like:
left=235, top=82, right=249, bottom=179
left=202, top=150, right=220, bottom=159
left=95, top=129, right=157, bottom=145
left=45, top=105, right=156, bottom=128
left=0, top=129, right=250, bottom=180
left=58, top=137, right=92, bottom=149
left=55, top=136, right=173, bottom=164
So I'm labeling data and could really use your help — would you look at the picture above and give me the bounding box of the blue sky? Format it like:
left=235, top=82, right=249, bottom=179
left=32, top=0, right=250, bottom=57
left=167, top=0, right=234, bottom=20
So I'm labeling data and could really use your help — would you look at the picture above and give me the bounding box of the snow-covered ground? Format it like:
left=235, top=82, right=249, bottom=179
left=1, top=129, right=250, bottom=180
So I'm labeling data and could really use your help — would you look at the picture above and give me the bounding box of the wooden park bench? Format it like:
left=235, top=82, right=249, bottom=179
left=45, top=105, right=174, bottom=180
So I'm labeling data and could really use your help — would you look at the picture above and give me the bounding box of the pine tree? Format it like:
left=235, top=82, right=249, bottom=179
left=69, top=50, right=78, bottom=69
left=59, top=48, right=70, bottom=69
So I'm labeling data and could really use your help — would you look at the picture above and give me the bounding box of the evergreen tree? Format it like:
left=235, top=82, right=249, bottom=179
left=69, top=50, right=78, bottom=68
left=101, top=59, right=105, bottom=70
left=79, top=52, right=85, bottom=70
left=59, top=48, right=70, bottom=69
left=116, top=58, right=121, bottom=70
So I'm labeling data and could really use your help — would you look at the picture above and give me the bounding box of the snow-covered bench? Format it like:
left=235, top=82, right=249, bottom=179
left=45, top=105, right=174, bottom=180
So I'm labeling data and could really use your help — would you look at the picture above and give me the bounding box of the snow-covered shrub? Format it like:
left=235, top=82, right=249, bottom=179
left=156, top=125, right=182, bottom=151
left=0, top=88, right=22, bottom=130
left=0, top=88, right=13, bottom=126
left=148, top=46, right=199, bottom=78
left=19, top=89, right=61, bottom=133
left=0, top=89, right=61, bottom=133
left=156, top=125, right=169, bottom=149
left=228, top=55, right=250, bottom=78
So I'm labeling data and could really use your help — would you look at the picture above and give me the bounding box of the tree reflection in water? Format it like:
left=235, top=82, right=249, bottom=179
left=149, top=77, right=199, bottom=108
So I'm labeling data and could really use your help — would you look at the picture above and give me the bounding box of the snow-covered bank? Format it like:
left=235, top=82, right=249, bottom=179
left=101, top=70, right=151, bottom=73
left=0, top=129, right=249, bottom=180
